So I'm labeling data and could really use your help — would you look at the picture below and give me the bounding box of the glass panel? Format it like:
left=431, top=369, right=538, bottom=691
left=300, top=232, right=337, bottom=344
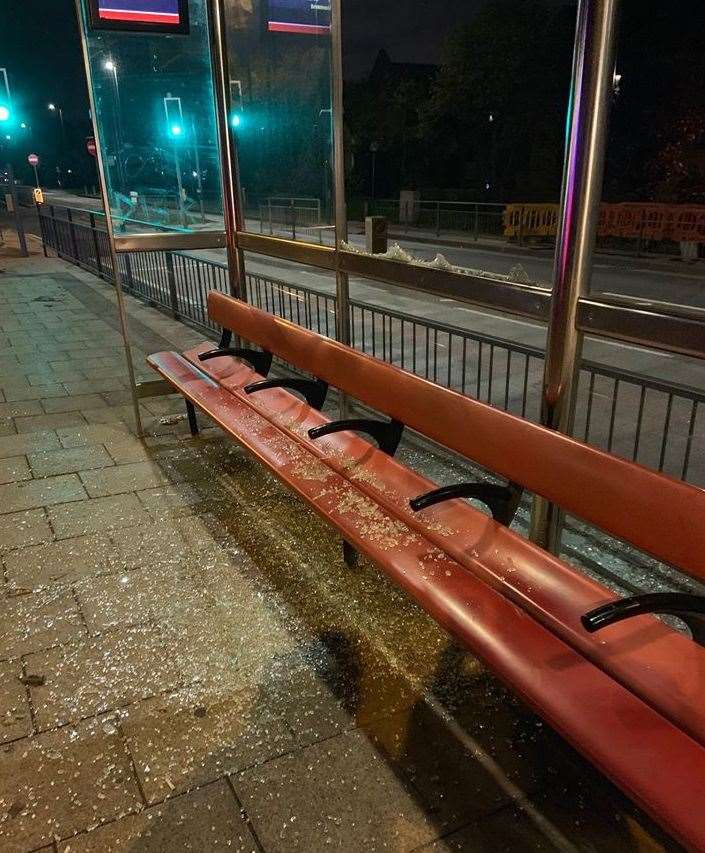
left=590, top=2, right=705, bottom=310
left=343, top=1, right=578, bottom=286
left=78, top=0, right=223, bottom=231
left=225, top=1, right=334, bottom=239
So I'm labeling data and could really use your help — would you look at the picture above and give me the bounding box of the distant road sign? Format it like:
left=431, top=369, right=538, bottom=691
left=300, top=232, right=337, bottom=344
left=27, top=153, right=39, bottom=167
left=86, top=137, right=97, bottom=157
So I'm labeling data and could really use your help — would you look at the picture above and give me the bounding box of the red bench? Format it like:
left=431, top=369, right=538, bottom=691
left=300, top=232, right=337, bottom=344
left=149, top=290, right=705, bottom=849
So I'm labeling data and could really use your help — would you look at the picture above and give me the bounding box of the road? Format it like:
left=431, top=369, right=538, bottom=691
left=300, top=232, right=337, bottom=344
left=19, top=190, right=705, bottom=485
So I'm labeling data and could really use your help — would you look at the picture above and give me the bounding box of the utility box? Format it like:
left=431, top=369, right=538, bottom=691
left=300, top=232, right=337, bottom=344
left=365, top=216, right=388, bottom=254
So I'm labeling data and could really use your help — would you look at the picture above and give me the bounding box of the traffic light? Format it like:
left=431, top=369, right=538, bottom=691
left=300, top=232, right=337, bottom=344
left=0, top=105, right=10, bottom=123
left=231, top=112, right=242, bottom=129
left=163, top=95, right=184, bottom=140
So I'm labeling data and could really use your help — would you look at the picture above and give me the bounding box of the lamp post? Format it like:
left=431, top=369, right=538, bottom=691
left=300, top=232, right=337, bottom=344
left=164, top=95, right=187, bottom=227
left=48, top=103, right=67, bottom=187
left=102, top=59, right=126, bottom=194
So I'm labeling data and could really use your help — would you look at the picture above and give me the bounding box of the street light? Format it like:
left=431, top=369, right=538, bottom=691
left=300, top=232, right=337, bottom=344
left=48, top=102, right=67, bottom=187
left=0, top=106, right=10, bottom=122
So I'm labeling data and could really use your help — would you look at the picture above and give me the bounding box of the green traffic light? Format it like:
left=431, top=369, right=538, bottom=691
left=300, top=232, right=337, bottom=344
left=231, top=113, right=241, bottom=128
left=170, top=124, right=183, bottom=137
left=0, top=106, right=10, bottom=122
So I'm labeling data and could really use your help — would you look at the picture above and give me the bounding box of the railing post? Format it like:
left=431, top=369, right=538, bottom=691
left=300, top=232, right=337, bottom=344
left=269, top=200, right=273, bottom=235
left=474, top=204, right=480, bottom=241
left=90, top=213, right=103, bottom=275
left=37, top=204, right=48, bottom=257
left=530, top=0, right=619, bottom=553
left=66, top=208, right=80, bottom=262
left=165, top=252, right=180, bottom=318
left=123, top=254, right=135, bottom=294
left=290, top=200, right=296, bottom=240
left=436, top=201, right=441, bottom=237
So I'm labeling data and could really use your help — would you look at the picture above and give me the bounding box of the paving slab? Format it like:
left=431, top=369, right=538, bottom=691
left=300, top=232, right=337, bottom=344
left=28, top=444, right=115, bottom=478
left=0, top=455, right=32, bottom=485
left=65, top=779, right=258, bottom=852
left=0, top=430, right=60, bottom=459
left=14, top=411, right=88, bottom=434
left=79, top=460, right=173, bottom=498
left=0, top=382, right=68, bottom=402
left=0, top=660, right=32, bottom=744
left=0, top=473, right=87, bottom=514
left=0, top=508, right=54, bottom=553
left=41, top=393, right=109, bottom=414
left=75, top=569, right=157, bottom=634
left=26, top=625, right=182, bottom=731
left=0, top=716, right=142, bottom=851
left=0, top=589, right=85, bottom=660
left=122, top=685, right=295, bottom=804
left=48, top=492, right=152, bottom=539
left=235, top=728, right=442, bottom=852
left=3, top=533, right=116, bottom=590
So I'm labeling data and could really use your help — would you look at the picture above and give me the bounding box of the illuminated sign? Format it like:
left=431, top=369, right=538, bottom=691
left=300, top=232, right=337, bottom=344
left=268, top=0, right=330, bottom=35
left=88, top=0, right=190, bottom=34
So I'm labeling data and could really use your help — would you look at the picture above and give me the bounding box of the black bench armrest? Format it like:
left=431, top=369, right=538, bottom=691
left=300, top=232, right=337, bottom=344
left=244, top=377, right=328, bottom=410
left=582, top=593, right=705, bottom=645
left=308, top=418, right=404, bottom=456
left=409, top=482, right=523, bottom=526
left=198, top=347, right=273, bottom=377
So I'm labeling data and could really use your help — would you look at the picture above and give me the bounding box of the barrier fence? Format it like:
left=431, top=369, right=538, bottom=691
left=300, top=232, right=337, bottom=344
left=38, top=203, right=704, bottom=488
left=505, top=202, right=705, bottom=247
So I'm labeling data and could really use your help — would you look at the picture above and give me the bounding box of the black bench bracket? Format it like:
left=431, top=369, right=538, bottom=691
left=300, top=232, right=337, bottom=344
left=308, top=418, right=404, bottom=456
left=582, top=593, right=705, bottom=646
left=198, top=347, right=273, bottom=377
left=409, top=482, right=523, bottom=526
left=245, top=377, right=329, bottom=411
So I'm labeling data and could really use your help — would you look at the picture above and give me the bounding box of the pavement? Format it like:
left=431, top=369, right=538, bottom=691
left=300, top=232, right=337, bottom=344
left=0, top=240, right=680, bottom=850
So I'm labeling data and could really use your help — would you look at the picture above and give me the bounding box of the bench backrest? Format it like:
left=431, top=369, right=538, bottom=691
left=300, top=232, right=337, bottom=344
left=208, top=291, right=705, bottom=582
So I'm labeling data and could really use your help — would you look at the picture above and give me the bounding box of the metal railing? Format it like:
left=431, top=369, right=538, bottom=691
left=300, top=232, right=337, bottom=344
left=365, top=198, right=506, bottom=240
left=38, top=204, right=703, bottom=487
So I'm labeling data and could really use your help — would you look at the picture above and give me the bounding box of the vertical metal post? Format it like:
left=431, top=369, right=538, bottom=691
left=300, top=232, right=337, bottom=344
left=165, top=252, right=179, bottom=318
left=74, top=0, right=143, bottom=437
left=330, top=0, right=351, bottom=416
left=37, top=204, right=48, bottom=257
left=90, top=212, right=103, bottom=275
left=530, top=0, right=619, bottom=551
left=66, top=208, right=80, bottom=262
left=206, top=0, right=248, bottom=301
left=5, top=163, right=28, bottom=257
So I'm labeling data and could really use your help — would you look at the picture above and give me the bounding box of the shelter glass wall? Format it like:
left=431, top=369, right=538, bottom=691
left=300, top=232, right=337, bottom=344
left=78, top=0, right=223, bottom=230
left=224, top=0, right=334, bottom=239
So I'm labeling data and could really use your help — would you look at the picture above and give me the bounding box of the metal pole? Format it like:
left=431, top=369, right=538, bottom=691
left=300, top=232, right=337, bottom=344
left=206, top=0, right=248, bottom=301
left=191, top=117, right=206, bottom=224
left=73, top=0, right=143, bottom=437
left=5, top=162, right=28, bottom=257
left=330, top=0, right=351, bottom=417
left=173, top=143, right=187, bottom=228
left=529, top=0, right=619, bottom=551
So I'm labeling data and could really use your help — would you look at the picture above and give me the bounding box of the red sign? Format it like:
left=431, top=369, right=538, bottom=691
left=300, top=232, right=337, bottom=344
left=27, top=154, right=39, bottom=167
left=86, top=137, right=97, bottom=157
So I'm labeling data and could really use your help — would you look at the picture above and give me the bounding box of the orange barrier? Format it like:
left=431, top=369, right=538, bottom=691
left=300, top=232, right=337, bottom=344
left=505, top=202, right=705, bottom=243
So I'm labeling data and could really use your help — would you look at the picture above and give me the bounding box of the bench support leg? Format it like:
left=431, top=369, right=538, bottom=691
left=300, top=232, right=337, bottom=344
left=185, top=400, right=199, bottom=436
left=342, top=540, right=359, bottom=569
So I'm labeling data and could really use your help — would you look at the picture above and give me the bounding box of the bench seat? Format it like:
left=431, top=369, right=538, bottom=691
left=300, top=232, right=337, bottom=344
left=182, top=341, right=705, bottom=756
left=149, top=348, right=705, bottom=849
